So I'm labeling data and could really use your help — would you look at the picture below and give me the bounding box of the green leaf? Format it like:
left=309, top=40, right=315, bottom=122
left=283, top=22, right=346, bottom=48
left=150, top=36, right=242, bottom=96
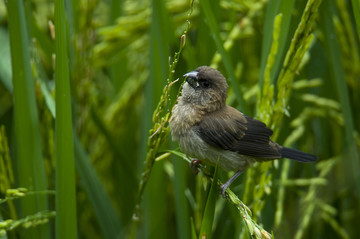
left=7, top=0, right=49, bottom=237
left=0, top=28, right=12, bottom=93
left=136, top=0, right=172, bottom=238
left=74, top=135, right=122, bottom=239
left=321, top=0, right=360, bottom=197
left=54, top=0, right=78, bottom=237
left=351, top=0, right=360, bottom=41
left=199, top=161, right=219, bottom=239
left=191, top=217, right=198, bottom=239
left=173, top=157, right=191, bottom=239
left=259, top=0, right=296, bottom=88
left=200, top=0, right=247, bottom=114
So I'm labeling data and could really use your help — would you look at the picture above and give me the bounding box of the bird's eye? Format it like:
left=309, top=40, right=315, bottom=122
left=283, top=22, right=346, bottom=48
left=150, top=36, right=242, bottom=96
left=199, top=80, right=210, bottom=88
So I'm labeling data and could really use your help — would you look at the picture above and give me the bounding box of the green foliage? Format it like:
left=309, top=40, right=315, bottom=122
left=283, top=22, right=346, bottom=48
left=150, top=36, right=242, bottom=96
left=200, top=0, right=246, bottom=112
left=74, top=135, right=122, bottom=238
left=0, top=188, right=55, bottom=236
left=0, top=0, right=360, bottom=239
left=6, top=0, right=49, bottom=237
left=199, top=161, right=219, bottom=239
left=54, top=0, right=77, bottom=238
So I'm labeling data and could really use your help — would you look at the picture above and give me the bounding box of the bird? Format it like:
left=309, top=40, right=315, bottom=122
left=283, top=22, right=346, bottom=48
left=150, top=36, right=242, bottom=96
left=169, top=66, right=317, bottom=197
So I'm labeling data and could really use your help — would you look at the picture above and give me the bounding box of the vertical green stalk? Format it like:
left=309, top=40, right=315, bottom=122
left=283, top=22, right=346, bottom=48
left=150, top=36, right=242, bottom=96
left=64, top=0, right=77, bottom=70
left=200, top=0, right=247, bottom=113
left=259, top=0, right=281, bottom=82
left=54, top=0, right=78, bottom=238
left=74, top=135, right=121, bottom=239
left=7, top=0, right=49, bottom=237
left=109, top=0, right=125, bottom=91
left=321, top=1, right=360, bottom=197
left=134, top=0, right=170, bottom=237
left=351, top=0, right=360, bottom=41
left=173, top=157, right=190, bottom=239
left=271, top=0, right=322, bottom=132
left=199, top=162, right=219, bottom=239
left=257, top=13, right=282, bottom=124
left=259, top=0, right=296, bottom=89
left=0, top=28, right=12, bottom=93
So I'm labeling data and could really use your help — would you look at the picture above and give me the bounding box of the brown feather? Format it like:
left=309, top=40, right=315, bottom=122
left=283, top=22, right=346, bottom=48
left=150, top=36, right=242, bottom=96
left=196, top=106, right=281, bottom=159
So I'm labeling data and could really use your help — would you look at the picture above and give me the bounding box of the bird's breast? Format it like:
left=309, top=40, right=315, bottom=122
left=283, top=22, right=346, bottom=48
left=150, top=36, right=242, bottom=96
left=170, top=102, right=202, bottom=139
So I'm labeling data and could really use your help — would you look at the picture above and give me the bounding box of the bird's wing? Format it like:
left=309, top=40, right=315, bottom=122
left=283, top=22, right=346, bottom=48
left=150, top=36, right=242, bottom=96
left=196, top=106, right=281, bottom=158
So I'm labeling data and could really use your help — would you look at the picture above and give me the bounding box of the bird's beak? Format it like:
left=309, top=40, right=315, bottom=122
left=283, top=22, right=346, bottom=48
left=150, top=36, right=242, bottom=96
left=183, top=71, right=199, bottom=88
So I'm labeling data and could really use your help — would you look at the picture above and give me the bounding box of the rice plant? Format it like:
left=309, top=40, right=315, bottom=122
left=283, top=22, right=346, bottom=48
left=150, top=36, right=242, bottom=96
left=0, top=0, right=359, bottom=238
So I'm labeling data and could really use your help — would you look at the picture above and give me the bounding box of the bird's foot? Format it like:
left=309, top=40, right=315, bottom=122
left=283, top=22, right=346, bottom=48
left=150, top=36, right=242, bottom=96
left=219, top=170, right=243, bottom=198
left=190, top=159, right=202, bottom=175
left=220, top=184, right=228, bottom=198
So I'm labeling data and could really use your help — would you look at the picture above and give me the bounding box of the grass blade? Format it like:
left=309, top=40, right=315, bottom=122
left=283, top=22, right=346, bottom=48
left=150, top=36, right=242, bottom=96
left=199, top=162, right=219, bottom=239
left=54, top=0, right=78, bottom=237
left=200, top=0, right=246, bottom=113
left=191, top=217, right=198, bottom=239
left=74, top=135, right=122, bottom=239
left=0, top=28, right=12, bottom=93
left=7, top=0, right=49, bottom=237
left=260, top=0, right=281, bottom=79
left=173, top=157, right=190, bottom=239
left=36, top=59, right=121, bottom=238
left=321, top=0, right=360, bottom=197
left=259, top=0, right=296, bottom=88
left=133, top=0, right=171, bottom=237
left=351, top=0, right=360, bottom=41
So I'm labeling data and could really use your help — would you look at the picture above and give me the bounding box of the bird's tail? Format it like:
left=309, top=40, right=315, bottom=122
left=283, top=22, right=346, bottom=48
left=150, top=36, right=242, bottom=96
left=280, top=147, right=317, bottom=163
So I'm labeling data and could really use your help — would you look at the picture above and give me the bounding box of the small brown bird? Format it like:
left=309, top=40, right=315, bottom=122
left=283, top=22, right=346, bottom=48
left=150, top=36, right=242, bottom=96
left=170, top=66, right=317, bottom=197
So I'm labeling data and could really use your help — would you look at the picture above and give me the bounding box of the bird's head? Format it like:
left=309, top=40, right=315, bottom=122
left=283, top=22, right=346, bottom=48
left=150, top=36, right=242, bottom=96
left=181, top=66, right=228, bottom=112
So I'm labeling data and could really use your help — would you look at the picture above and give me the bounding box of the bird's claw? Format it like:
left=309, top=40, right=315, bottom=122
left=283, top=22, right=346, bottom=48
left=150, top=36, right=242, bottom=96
left=220, top=184, right=228, bottom=198
left=190, top=159, right=202, bottom=175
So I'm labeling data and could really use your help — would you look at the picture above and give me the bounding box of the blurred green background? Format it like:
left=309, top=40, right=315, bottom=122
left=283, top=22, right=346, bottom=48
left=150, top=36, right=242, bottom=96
left=0, top=0, right=359, bottom=238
